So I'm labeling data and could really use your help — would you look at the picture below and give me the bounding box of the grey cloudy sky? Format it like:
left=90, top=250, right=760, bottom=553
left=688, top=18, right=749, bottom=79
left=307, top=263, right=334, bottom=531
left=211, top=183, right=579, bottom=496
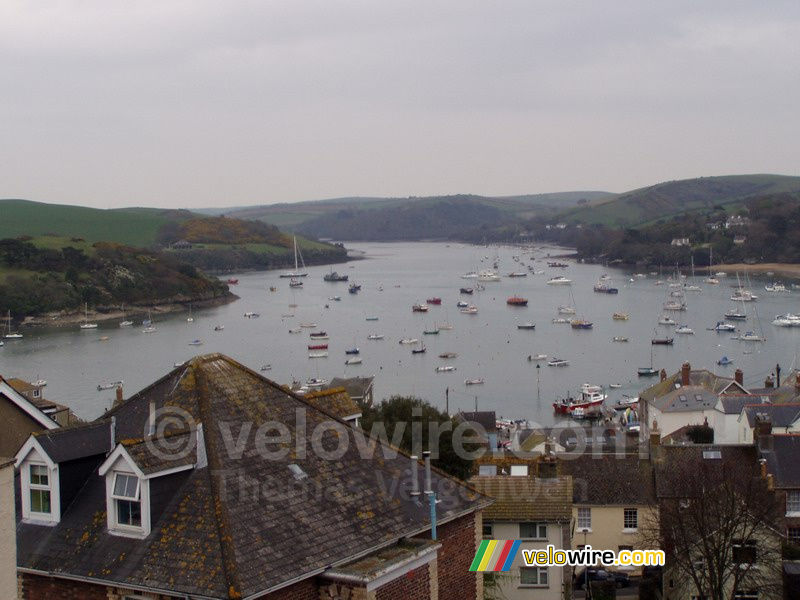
left=2, top=0, right=799, bottom=209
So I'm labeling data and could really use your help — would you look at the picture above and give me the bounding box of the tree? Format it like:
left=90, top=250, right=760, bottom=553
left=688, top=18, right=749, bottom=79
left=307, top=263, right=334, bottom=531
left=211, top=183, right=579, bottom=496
left=644, top=450, right=783, bottom=600
left=359, top=396, right=480, bottom=481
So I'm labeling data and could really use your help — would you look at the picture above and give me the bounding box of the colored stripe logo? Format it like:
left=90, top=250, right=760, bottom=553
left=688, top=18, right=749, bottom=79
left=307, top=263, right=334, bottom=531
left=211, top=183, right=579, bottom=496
left=469, top=540, right=522, bottom=572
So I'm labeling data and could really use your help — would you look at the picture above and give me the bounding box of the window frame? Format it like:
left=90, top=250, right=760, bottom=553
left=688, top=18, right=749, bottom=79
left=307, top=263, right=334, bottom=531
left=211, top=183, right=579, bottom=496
left=107, top=471, right=148, bottom=536
left=519, top=566, right=548, bottom=587
left=732, top=539, right=758, bottom=566
left=787, top=490, right=800, bottom=515
left=28, top=463, right=52, bottom=516
left=577, top=507, right=591, bottom=531
left=519, top=522, right=547, bottom=540
left=482, top=522, right=493, bottom=539
left=623, top=508, right=638, bottom=532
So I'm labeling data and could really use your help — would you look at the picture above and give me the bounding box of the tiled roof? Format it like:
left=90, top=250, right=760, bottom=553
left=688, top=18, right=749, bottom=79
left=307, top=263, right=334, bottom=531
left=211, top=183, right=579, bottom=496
left=469, top=476, right=572, bottom=522
left=559, top=455, right=656, bottom=506
left=654, top=445, right=757, bottom=498
left=301, top=387, right=361, bottom=420
left=17, top=354, right=489, bottom=598
left=650, top=386, right=718, bottom=413
left=763, top=435, right=800, bottom=488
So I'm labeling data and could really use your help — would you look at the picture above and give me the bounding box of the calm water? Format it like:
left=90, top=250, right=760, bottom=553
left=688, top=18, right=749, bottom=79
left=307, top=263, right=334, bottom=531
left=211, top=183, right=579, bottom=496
left=2, top=242, right=798, bottom=425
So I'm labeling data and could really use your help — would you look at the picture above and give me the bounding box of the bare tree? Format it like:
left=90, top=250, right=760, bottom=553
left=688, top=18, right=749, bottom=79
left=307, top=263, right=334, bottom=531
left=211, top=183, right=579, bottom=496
left=643, top=449, right=784, bottom=600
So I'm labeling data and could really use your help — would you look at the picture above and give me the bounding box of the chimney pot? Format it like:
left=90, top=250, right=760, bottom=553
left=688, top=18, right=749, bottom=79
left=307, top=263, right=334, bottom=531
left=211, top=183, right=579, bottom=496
left=682, top=362, right=691, bottom=386
left=410, top=455, right=420, bottom=497
left=115, top=385, right=123, bottom=404
left=735, top=368, right=744, bottom=386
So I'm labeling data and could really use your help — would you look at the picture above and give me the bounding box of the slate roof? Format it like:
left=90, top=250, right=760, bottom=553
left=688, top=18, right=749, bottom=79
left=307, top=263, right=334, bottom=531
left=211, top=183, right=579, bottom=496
left=743, top=404, right=800, bottom=428
left=654, top=445, right=757, bottom=499
left=469, top=476, right=572, bottom=522
left=650, top=386, right=718, bottom=413
left=762, top=435, right=800, bottom=489
left=123, top=431, right=198, bottom=475
left=31, top=421, right=111, bottom=463
left=17, top=354, right=489, bottom=599
left=640, top=368, right=747, bottom=406
left=717, top=395, right=767, bottom=415
left=559, top=455, right=656, bottom=506
left=301, top=387, right=361, bottom=420
left=327, top=376, right=374, bottom=402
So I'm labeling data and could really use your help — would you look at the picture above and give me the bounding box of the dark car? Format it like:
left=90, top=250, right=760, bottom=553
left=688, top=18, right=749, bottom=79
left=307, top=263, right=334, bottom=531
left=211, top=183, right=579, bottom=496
left=574, top=568, right=631, bottom=589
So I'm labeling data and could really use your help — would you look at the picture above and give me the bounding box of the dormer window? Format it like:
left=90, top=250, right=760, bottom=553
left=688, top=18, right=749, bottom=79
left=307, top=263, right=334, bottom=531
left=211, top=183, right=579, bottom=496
left=28, top=464, right=52, bottom=516
left=112, top=473, right=142, bottom=528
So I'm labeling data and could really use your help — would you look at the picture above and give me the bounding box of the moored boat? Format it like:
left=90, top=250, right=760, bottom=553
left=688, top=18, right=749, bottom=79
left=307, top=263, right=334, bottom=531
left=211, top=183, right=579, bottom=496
left=435, top=366, right=457, bottom=372
left=464, top=378, right=484, bottom=385
left=547, top=358, right=569, bottom=367
left=517, top=323, right=536, bottom=330
left=506, top=296, right=528, bottom=306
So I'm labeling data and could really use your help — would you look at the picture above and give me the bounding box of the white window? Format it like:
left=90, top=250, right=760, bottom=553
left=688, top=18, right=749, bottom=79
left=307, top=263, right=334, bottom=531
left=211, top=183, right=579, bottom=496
left=519, top=566, right=548, bottom=586
left=577, top=507, right=591, bottom=530
left=787, top=490, right=800, bottom=515
left=111, top=473, right=142, bottom=529
left=509, top=465, right=528, bottom=477
left=28, top=464, right=51, bottom=516
left=623, top=508, right=638, bottom=531
left=478, top=465, right=497, bottom=476
left=519, top=522, right=547, bottom=539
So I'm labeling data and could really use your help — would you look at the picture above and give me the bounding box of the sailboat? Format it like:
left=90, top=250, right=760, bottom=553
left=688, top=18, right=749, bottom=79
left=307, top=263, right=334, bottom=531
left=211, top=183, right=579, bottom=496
left=638, top=349, right=658, bottom=377
left=80, top=303, right=98, bottom=329
left=3, top=310, right=23, bottom=339
left=119, top=304, right=133, bottom=327
left=683, top=256, right=701, bottom=292
left=735, top=274, right=765, bottom=342
left=279, top=236, right=308, bottom=278
left=704, top=247, right=720, bottom=285
left=142, top=310, right=157, bottom=333
left=187, top=303, right=194, bottom=323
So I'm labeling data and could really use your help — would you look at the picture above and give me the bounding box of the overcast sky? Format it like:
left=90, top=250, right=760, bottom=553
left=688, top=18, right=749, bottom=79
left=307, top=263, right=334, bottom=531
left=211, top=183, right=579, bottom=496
left=2, top=1, right=799, bottom=210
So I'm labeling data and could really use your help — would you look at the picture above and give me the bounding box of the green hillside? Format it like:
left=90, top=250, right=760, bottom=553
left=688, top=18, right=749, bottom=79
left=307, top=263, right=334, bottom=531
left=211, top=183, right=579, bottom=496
left=0, top=199, right=193, bottom=246
left=561, top=174, right=800, bottom=227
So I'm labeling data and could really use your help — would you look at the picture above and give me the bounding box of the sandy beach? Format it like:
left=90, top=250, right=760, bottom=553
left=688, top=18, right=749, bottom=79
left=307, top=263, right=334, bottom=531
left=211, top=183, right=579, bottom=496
left=711, top=263, right=800, bottom=281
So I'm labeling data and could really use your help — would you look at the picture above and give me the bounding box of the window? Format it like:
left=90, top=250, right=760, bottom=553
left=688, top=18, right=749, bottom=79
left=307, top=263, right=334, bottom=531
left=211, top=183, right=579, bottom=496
left=577, top=507, right=591, bottom=530
left=482, top=523, right=493, bottom=538
left=478, top=465, right=497, bottom=476
left=788, top=527, right=800, bottom=545
left=112, top=473, right=141, bottom=528
left=732, top=539, right=757, bottom=565
left=733, top=592, right=758, bottom=600
left=510, top=465, right=528, bottom=477
left=623, top=508, right=638, bottom=531
left=519, top=522, right=547, bottom=539
left=28, top=464, right=51, bottom=515
left=519, top=566, right=548, bottom=586
left=787, top=490, right=800, bottom=514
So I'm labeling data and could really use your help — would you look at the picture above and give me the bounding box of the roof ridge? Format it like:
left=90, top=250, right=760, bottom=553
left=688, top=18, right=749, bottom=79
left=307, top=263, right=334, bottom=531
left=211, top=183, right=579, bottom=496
left=193, top=363, right=243, bottom=599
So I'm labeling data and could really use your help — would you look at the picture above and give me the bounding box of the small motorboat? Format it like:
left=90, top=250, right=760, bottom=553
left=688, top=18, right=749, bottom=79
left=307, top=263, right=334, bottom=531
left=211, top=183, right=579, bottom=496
left=527, top=354, right=547, bottom=361
left=609, top=383, right=623, bottom=389
left=214, top=325, right=225, bottom=331
left=547, top=358, right=569, bottom=367
left=260, top=364, right=272, bottom=371
left=439, top=352, right=458, bottom=359
left=435, top=366, right=457, bottom=372
left=517, top=323, right=536, bottom=330
left=345, top=357, right=363, bottom=365
left=464, top=378, right=484, bottom=385
left=345, top=347, right=360, bottom=355
left=367, top=334, right=385, bottom=340
left=717, top=356, right=734, bottom=366
left=188, top=339, right=203, bottom=346
left=613, top=336, right=628, bottom=342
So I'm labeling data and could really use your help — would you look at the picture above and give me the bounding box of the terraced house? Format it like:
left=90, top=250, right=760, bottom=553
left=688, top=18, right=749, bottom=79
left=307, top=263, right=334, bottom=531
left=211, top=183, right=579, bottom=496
left=12, top=354, right=491, bottom=599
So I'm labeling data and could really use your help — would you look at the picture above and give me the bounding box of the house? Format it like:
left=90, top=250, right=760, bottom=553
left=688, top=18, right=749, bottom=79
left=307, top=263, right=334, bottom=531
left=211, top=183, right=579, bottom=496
left=640, top=362, right=751, bottom=442
left=171, top=239, right=193, bottom=250
left=757, top=428, right=800, bottom=549
left=6, top=377, right=77, bottom=427
left=734, top=234, right=748, bottom=245
left=327, top=375, right=374, bottom=407
left=455, top=411, right=498, bottom=449
left=15, top=354, right=491, bottom=599
left=470, top=464, right=572, bottom=600
left=301, top=386, right=362, bottom=426
left=559, top=454, right=657, bottom=577
left=0, top=376, right=59, bottom=456
left=670, top=238, right=690, bottom=247
left=739, top=404, right=800, bottom=444
left=654, top=444, right=784, bottom=600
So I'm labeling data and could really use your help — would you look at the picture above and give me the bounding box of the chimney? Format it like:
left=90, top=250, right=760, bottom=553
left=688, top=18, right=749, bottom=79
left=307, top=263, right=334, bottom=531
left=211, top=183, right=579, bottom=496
left=115, top=385, right=124, bottom=404
left=767, top=473, right=774, bottom=490
left=795, top=374, right=800, bottom=394
left=650, top=426, right=662, bottom=461
left=764, top=374, right=774, bottom=389
left=735, top=369, right=744, bottom=386
left=682, top=362, right=691, bottom=386
left=423, top=451, right=432, bottom=495
left=410, top=455, right=420, bottom=499
left=755, top=415, right=773, bottom=452
left=110, top=417, right=116, bottom=454
left=148, top=398, right=156, bottom=437
left=760, top=459, right=767, bottom=479
left=0, top=458, right=16, bottom=595
left=660, top=369, right=667, bottom=382
left=776, top=364, right=781, bottom=387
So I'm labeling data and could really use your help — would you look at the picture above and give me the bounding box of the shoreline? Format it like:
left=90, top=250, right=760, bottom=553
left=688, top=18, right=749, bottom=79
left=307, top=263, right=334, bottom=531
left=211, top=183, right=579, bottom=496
left=708, top=263, right=800, bottom=281
left=21, top=294, right=239, bottom=328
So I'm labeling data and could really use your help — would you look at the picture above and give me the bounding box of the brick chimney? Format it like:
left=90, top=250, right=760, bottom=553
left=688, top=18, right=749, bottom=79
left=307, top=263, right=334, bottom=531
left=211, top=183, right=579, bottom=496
left=116, top=385, right=124, bottom=404
left=682, top=362, right=691, bottom=386
left=650, top=421, right=662, bottom=462
left=764, top=374, right=774, bottom=389
left=660, top=369, right=667, bottom=382
left=735, top=369, right=743, bottom=386
left=755, top=415, right=773, bottom=452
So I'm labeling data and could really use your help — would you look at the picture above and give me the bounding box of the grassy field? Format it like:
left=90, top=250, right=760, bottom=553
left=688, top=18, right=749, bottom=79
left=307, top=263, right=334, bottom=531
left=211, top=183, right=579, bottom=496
left=0, top=199, right=176, bottom=246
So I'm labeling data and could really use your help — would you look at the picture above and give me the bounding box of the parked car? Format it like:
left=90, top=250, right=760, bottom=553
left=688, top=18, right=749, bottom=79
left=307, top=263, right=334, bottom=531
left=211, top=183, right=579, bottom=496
left=574, top=568, right=630, bottom=589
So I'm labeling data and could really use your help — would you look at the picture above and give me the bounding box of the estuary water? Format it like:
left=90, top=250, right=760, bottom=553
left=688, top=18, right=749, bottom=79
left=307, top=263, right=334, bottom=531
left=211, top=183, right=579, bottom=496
left=1, top=242, right=798, bottom=426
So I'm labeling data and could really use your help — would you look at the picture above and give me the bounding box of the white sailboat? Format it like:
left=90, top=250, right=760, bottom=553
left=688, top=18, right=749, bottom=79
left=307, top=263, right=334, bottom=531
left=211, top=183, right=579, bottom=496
left=80, top=303, right=98, bottom=329
left=735, top=274, right=765, bottom=342
left=142, top=310, right=156, bottom=333
left=187, top=303, right=194, bottom=323
left=704, top=247, right=719, bottom=285
left=279, top=236, right=308, bottom=278
left=119, top=304, right=133, bottom=327
left=3, top=310, right=23, bottom=339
